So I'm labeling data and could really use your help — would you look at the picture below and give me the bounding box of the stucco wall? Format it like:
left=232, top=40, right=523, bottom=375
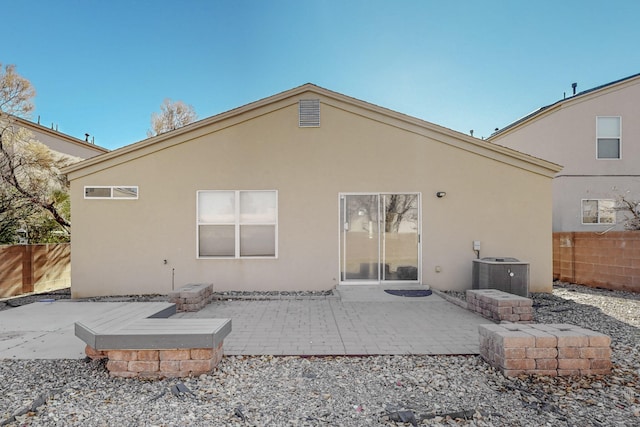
left=31, top=128, right=104, bottom=159
left=553, top=176, right=640, bottom=231
left=69, top=93, right=555, bottom=297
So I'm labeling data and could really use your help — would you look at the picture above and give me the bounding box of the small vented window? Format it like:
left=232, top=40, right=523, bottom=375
left=299, top=99, right=320, bottom=127
left=84, top=186, right=139, bottom=199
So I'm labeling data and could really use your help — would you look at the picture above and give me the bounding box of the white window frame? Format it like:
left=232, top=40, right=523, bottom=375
left=84, top=186, right=139, bottom=199
left=581, top=199, right=616, bottom=225
left=596, top=116, right=621, bottom=160
left=197, top=190, right=278, bottom=259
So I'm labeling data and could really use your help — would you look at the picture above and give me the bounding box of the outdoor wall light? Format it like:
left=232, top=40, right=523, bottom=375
left=436, top=191, right=447, bottom=198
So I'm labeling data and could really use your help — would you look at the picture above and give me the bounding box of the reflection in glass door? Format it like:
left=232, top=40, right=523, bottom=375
left=381, top=194, right=419, bottom=281
left=340, top=194, right=380, bottom=281
left=340, top=193, right=420, bottom=283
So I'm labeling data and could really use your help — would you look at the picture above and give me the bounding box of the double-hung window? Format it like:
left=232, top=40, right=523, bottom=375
left=596, top=116, right=621, bottom=159
left=582, top=199, right=616, bottom=224
left=197, top=190, right=277, bottom=258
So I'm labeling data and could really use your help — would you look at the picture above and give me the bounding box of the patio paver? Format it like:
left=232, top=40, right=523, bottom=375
left=175, top=290, right=487, bottom=356
left=0, top=288, right=489, bottom=359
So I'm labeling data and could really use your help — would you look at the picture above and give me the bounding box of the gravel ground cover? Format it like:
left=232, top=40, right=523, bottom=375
left=0, top=283, right=638, bottom=426
left=0, top=289, right=335, bottom=312
left=0, top=289, right=72, bottom=311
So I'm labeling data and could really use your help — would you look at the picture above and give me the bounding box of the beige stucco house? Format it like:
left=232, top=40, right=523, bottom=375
left=489, top=73, right=640, bottom=232
left=64, top=84, right=561, bottom=298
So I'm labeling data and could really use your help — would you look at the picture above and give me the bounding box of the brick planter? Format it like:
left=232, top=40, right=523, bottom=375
left=479, top=323, right=611, bottom=377
left=86, top=342, right=224, bottom=379
left=467, top=289, right=533, bottom=323
left=76, top=301, right=230, bottom=380
left=168, top=283, right=213, bottom=312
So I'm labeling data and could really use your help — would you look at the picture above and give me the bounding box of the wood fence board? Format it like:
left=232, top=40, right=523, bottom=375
left=0, top=244, right=70, bottom=298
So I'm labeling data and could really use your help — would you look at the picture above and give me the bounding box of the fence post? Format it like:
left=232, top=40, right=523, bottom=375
left=21, top=244, right=34, bottom=294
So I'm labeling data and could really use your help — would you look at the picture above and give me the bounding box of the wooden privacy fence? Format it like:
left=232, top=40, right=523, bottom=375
left=0, top=244, right=70, bottom=298
left=553, top=232, right=640, bottom=293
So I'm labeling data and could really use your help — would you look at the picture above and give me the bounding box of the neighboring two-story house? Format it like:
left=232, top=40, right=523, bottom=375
left=7, top=115, right=108, bottom=160
left=489, top=73, right=640, bottom=232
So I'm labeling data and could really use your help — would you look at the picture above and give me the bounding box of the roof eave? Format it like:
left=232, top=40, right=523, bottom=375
left=64, top=83, right=562, bottom=180
left=489, top=72, right=640, bottom=140
left=8, top=115, right=109, bottom=154
left=64, top=84, right=321, bottom=177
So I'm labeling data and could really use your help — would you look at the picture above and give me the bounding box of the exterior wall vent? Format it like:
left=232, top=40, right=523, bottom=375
left=299, top=99, right=320, bottom=127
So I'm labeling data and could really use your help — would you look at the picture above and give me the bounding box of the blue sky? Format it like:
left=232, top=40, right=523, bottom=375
left=4, top=0, right=640, bottom=149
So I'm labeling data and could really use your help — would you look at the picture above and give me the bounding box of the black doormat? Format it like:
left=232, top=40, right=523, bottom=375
left=384, top=289, right=432, bottom=297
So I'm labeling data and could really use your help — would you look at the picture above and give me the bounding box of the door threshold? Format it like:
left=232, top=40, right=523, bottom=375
left=380, top=283, right=429, bottom=290
left=336, top=284, right=431, bottom=302
left=337, top=283, right=427, bottom=289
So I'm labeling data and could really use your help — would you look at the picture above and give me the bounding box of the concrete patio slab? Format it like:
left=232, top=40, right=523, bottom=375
left=0, top=301, right=139, bottom=359
left=0, top=288, right=490, bottom=359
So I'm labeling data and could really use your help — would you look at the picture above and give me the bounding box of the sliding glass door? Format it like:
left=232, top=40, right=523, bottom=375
left=340, top=193, right=420, bottom=283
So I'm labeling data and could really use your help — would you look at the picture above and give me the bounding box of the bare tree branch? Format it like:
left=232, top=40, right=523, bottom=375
left=615, top=194, right=640, bottom=230
left=147, top=98, right=197, bottom=137
left=0, top=64, right=71, bottom=242
left=0, top=63, right=35, bottom=118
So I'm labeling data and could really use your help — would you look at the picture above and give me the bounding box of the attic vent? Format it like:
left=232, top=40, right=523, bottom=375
left=299, top=99, right=320, bottom=127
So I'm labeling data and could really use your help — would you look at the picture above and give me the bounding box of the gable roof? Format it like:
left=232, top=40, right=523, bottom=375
left=64, top=83, right=561, bottom=179
left=489, top=72, right=640, bottom=139
left=7, top=115, right=109, bottom=157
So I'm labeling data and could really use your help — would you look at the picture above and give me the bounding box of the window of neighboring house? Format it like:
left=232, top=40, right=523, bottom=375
left=84, top=186, right=138, bottom=199
left=197, top=190, right=277, bottom=258
left=596, top=116, right=621, bottom=159
left=582, top=199, right=616, bottom=224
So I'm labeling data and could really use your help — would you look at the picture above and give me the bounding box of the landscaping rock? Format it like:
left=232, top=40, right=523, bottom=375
left=0, top=282, right=638, bottom=426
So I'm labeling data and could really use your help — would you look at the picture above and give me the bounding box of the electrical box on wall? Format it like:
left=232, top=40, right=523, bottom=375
left=473, top=241, right=481, bottom=251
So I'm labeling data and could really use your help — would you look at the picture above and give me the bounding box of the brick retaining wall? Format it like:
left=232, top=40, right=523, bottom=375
left=466, top=289, right=533, bottom=323
left=479, top=323, right=612, bottom=377
left=86, top=342, right=224, bottom=379
left=168, top=283, right=213, bottom=312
